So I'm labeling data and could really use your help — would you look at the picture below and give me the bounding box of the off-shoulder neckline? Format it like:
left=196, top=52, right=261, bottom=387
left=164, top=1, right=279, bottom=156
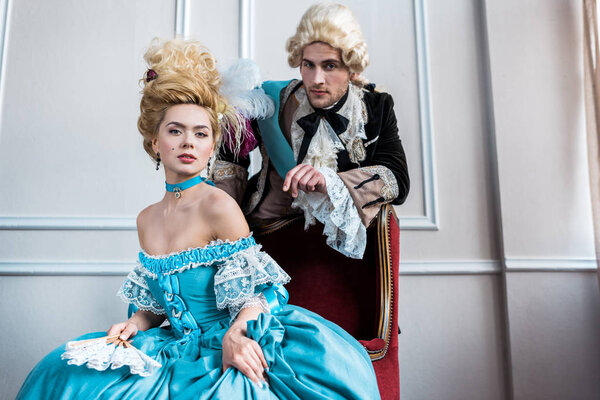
left=139, top=234, right=255, bottom=260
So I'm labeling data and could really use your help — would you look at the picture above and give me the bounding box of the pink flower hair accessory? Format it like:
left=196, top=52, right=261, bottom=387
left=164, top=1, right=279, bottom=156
left=145, top=69, right=158, bottom=82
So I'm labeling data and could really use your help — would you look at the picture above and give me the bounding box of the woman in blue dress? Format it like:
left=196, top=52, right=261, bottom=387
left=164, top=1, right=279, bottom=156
left=16, top=39, right=380, bottom=400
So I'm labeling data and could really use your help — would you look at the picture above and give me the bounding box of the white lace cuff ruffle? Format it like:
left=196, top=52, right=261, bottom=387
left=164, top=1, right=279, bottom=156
left=292, top=166, right=366, bottom=259
left=229, top=293, right=270, bottom=322
left=117, top=264, right=165, bottom=315
left=213, top=245, right=290, bottom=318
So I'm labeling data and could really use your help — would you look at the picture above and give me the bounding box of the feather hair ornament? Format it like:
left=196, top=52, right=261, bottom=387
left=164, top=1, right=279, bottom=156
left=219, top=59, right=274, bottom=120
left=219, top=59, right=274, bottom=158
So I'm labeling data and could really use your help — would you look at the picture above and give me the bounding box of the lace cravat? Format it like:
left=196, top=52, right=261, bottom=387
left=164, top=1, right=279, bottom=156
left=296, top=90, right=349, bottom=163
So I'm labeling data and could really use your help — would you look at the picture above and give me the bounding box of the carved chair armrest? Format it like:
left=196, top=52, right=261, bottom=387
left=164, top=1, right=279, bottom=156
left=361, top=204, right=398, bottom=361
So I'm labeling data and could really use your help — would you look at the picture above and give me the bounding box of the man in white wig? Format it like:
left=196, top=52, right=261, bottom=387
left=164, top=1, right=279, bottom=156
left=214, top=3, right=409, bottom=259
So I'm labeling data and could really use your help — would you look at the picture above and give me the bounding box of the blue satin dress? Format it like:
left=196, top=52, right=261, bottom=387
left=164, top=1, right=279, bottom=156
left=17, top=236, right=381, bottom=400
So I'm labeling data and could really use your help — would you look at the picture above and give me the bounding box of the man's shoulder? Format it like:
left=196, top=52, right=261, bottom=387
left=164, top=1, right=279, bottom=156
left=361, top=84, right=393, bottom=101
left=361, top=85, right=395, bottom=113
left=281, top=79, right=302, bottom=105
left=259, top=79, right=302, bottom=112
left=261, top=79, right=300, bottom=95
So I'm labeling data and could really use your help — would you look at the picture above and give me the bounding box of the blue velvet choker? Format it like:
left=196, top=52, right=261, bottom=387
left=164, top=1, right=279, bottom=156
left=165, top=175, right=215, bottom=199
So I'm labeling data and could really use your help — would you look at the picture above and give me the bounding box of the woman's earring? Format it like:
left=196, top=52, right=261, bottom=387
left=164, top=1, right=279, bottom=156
left=206, top=159, right=211, bottom=176
left=155, top=153, right=161, bottom=170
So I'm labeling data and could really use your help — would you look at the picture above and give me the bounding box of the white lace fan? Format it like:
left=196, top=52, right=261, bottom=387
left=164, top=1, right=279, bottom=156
left=61, top=335, right=162, bottom=377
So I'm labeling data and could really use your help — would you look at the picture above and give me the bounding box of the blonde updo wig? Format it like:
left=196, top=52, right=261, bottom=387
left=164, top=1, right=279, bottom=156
left=286, top=3, right=369, bottom=83
left=138, top=39, right=238, bottom=160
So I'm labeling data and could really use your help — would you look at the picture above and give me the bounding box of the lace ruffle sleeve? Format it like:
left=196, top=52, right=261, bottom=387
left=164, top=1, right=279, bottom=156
left=213, top=245, right=290, bottom=320
left=117, top=264, right=165, bottom=315
left=292, top=166, right=367, bottom=259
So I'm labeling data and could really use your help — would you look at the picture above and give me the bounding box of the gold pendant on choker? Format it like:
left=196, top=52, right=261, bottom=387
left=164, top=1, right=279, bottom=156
left=173, top=188, right=182, bottom=199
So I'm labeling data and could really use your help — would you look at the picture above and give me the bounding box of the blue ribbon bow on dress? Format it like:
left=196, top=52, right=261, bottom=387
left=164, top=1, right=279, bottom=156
left=260, top=284, right=289, bottom=314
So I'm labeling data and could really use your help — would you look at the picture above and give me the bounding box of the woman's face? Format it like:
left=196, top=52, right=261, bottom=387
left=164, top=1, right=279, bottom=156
left=152, top=104, right=215, bottom=182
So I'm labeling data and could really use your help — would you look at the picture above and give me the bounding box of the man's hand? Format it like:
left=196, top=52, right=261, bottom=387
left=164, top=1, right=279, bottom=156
left=282, top=164, right=327, bottom=198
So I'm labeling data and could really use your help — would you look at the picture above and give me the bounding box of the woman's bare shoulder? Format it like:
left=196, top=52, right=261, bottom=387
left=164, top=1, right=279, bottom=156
left=202, top=185, right=239, bottom=210
left=136, top=202, right=161, bottom=232
left=200, top=186, right=249, bottom=240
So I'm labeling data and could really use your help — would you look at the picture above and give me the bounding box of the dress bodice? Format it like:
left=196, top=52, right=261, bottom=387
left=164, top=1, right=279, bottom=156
left=146, top=265, right=228, bottom=336
left=118, top=235, right=290, bottom=340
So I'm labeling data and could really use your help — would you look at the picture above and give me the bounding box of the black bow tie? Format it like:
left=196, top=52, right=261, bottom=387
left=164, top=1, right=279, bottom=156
left=295, top=89, right=349, bottom=164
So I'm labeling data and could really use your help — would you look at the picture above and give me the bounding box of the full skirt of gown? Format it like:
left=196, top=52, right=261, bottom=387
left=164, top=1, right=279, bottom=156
left=17, top=236, right=381, bottom=400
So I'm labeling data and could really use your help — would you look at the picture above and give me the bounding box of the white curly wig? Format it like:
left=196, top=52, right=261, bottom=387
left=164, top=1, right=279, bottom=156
left=286, top=3, right=369, bottom=85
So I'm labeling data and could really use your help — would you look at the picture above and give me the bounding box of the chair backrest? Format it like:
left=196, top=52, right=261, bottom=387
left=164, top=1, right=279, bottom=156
left=256, top=205, right=399, bottom=349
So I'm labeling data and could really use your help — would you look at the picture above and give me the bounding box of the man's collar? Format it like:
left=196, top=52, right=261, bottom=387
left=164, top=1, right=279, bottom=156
left=316, top=86, right=350, bottom=113
left=292, top=81, right=350, bottom=113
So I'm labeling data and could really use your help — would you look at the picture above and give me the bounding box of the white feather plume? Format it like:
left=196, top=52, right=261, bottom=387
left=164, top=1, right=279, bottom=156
left=220, top=59, right=275, bottom=119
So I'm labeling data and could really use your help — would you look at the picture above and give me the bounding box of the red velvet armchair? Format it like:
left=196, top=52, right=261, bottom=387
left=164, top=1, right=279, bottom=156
left=256, top=204, right=400, bottom=400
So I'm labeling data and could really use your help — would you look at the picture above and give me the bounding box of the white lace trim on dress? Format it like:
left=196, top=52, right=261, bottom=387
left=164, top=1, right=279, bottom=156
left=229, top=293, right=270, bottom=322
left=213, top=245, right=290, bottom=317
left=292, top=166, right=366, bottom=259
left=117, top=264, right=165, bottom=315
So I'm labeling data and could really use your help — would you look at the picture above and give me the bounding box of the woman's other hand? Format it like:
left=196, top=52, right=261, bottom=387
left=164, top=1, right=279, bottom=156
left=222, top=326, right=268, bottom=386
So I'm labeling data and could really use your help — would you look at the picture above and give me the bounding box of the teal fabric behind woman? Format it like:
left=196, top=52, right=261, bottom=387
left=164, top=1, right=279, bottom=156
left=17, top=237, right=380, bottom=400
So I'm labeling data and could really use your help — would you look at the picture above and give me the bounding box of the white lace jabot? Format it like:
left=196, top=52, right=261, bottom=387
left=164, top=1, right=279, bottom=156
left=289, top=84, right=368, bottom=259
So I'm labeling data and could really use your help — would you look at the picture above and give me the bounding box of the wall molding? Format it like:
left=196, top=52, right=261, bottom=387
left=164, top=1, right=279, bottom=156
left=505, top=258, right=597, bottom=272
left=411, top=0, right=439, bottom=230
left=1, top=258, right=594, bottom=276
left=399, top=258, right=597, bottom=275
left=0, top=261, right=132, bottom=276
left=0, top=214, right=441, bottom=231
left=398, top=214, right=438, bottom=230
left=239, top=0, right=253, bottom=59
left=0, top=0, right=11, bottom=134
left=175, top=0, right=190, bottom=39
left=0, top=216, right=136, bottom=230
left=400, top=260, right=501, bottom=275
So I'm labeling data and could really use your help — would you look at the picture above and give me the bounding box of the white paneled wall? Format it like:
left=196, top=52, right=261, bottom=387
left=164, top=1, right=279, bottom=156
left=484, top=1, right=600, bottom=398
left=398, top=275, right=507, bottom=400
left=0, top=1, right=598, bottom=399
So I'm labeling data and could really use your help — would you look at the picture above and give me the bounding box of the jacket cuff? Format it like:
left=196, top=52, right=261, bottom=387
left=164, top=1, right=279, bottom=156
left=338, top=165, right=399, bottom=226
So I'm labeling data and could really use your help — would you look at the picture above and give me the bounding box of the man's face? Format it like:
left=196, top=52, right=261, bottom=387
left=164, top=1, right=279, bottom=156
left=300, top=42, right=351, bottom=109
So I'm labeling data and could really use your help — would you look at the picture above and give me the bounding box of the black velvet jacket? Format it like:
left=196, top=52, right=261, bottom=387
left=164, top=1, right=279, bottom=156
left=216, top=80, right=409, bottom=223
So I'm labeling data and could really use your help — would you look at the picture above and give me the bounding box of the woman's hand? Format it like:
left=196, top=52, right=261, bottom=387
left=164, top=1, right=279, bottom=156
left=107, top=320, right=139, bottom=341
left=222, top=326, right=268, bottom=386
left=106, top=310, right=164, bottom=341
